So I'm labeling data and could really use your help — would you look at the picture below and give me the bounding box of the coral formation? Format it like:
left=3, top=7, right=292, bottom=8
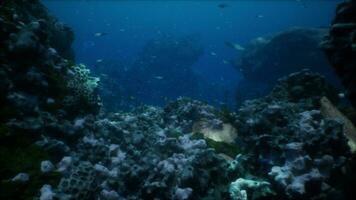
left=234, top=70, right=352, bottom=199
left=0, top=0, right=100, bottom=199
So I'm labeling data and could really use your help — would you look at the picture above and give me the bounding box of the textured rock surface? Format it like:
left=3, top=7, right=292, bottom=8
left=0, top=1, right=100, bottom=199
left=234, top=70, right=352, bottom=199
left=322, top=0, right=356, bottom=107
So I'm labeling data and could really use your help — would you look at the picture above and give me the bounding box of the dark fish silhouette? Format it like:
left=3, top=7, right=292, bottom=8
left=225, top=41, right=245, bottom=51
left=218, top=3, right=229, bottom=9
left=94, top=32, right=108, bottom=37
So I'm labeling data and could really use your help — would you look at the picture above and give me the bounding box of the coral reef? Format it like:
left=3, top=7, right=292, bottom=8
left=55, top=105, right=234, bottom=200
left=42, top=70, right=352, bottom=200
left=321, top=0, right=356, bottom=107
left=234, top=70, right=353, bottom=199
left=0, top=0, right=100, bottom=199
left=1, top=1, right=355, bottom=200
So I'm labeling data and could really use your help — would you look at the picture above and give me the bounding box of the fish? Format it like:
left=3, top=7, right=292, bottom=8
left=218, top=3, right=229, bottom=9
left=96, top=59, right=103, bottom=63
left=256, top=14, right=264, bottom=19
left=338, top=92, right=346, bottom=99
left=225, top=41, right=245, bottom=51
left=94, top=32, right=108, bottom=37
left=222, top=59, right=230, bottom=64
left=210, top=52, right=217, bottom=56
left=154, top=76, right=164, bottom=80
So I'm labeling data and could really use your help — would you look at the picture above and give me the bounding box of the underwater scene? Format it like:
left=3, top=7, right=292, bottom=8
left=1, top=0, right=356, bottom=199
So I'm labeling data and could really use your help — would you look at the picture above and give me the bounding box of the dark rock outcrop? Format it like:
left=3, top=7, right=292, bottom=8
left=321, top=0, right=356, bottom=107
left=233, top=27, right=340, bottom=102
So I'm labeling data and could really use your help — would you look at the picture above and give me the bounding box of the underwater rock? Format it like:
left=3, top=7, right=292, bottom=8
left=233, top=27, right=340, bottom=101
left=322, top=0, right=356, bottom=107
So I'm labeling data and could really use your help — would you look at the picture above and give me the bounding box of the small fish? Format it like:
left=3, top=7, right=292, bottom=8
left=154, top=76, right=164, bottom=80
left=338, top=92, right=346, bottom=99
left=94, top=32, right=108, bottom=37
left=222, top=59, right=230, bottom=64
left=210, top=52, right=217, bottom=56
left=218, top=3, right=229, bottom=9
left=256, top=14, right=264, bottom=19
left=225, top=41, right=245, bottom=51
left=96, top=59, right=103, bottom=63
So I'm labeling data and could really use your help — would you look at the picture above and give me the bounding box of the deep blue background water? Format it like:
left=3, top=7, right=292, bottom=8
left=43, top=0, right=341, bottom=108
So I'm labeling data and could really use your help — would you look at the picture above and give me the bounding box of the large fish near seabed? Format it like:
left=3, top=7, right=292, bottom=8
left=225, top=41, right=245, bottom=51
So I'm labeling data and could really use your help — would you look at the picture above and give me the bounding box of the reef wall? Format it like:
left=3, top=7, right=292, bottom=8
left=321, top=0, right=356, bottom=107
left=0, top=0, right=100, bottom=198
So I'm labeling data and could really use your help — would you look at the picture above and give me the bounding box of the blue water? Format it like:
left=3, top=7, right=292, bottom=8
left=43, top=0, right=341, bottom=108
